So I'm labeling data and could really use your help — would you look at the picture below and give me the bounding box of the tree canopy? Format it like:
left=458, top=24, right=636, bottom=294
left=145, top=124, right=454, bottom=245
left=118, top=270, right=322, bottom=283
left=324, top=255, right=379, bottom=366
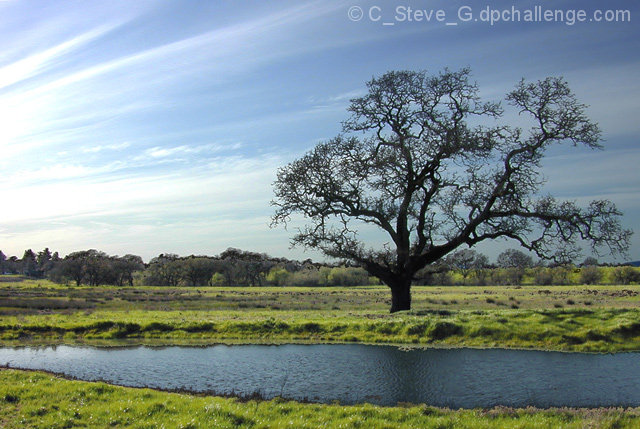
left=272, top=68, right=632, bottom=312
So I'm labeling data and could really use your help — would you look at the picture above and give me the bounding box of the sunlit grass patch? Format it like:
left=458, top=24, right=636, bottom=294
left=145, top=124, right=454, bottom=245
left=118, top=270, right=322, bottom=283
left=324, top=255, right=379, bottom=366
left=1, top=369, right=640, bottom=428
left=1, top=283, right=640, bottom=351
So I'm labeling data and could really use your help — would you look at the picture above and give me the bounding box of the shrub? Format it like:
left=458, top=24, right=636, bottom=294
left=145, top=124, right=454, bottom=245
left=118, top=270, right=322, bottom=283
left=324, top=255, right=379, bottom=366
left=326, top=267, right=370, bottom=286
left=210, top=272, right=225, bottom=286
left=472, top=269, right=490, bottom=286
left=491, top=268, right=525, bottom=285
left=432, top=271, right=455, bottom=286
left=612, top=266, right=640, bottom=285
left=580, top=266, right=602, bottom=285
left=288, top=269, right=322, bottom=287
left=266, top=267, right=291, bottom=286
left=533, top=268, right=554, bottom=285
left=552, top=265, right=573, bottom=285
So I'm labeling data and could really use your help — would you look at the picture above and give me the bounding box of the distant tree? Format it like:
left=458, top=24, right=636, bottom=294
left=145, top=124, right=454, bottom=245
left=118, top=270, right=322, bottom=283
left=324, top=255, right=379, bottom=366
left=146, top=254, right=183, bottom=286
left=181, top=257, right=219, bottom=286
left=490, top=268, right=517, bottom=286
left=210, top=272, right=226, bottom=286
left=284, top=268, right=316, bottom=286
left=473, top=268, right=491, bottom=286
left=266, top=267, right=292, bottom=286
left=219, top=248, right=274, bottom=286
left=42, top=250, right=140, bottom=286
left=112, top=255, right=145, bottom=286
left=552, top=265, right=574, bottom=285
left=327, top=266, right=370, bottom=286
left=431, top=270, right=455, bottom=286
left=495, top=249, right=535, bottom=285
left=580, top=265, right=602, bottom=285
left=21, top=249, right=38, bottom=277
left=5, top=256, right=19, bottom=274
left=81, top=250, right=114, bottom=286
left=581, top=256, right=599, bottom=267
left=445, top=249, right=488, bottom=285
left=497, top=249, right=534, bottom=269
left=36, top=248, right=53, bottom=277
left=37, top=248, right=52, bottom=266
left=533, top=267, right=554, bottom=285
left=272, top=68, right=631, bottom=311
left=612, top=266, right=640, bottom=285
left=58, top=257, right=85, bottom=286
left=54, top=250, right=111, bottom=286
left=0, top=251, right=6, bottom=274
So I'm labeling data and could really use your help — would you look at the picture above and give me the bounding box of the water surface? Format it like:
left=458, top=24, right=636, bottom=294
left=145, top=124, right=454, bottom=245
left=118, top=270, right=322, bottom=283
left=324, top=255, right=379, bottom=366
left=1, top=344, right=638, bottom=408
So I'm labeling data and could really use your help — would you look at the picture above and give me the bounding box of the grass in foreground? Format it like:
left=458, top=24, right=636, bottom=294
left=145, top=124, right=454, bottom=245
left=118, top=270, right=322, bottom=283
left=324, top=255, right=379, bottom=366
left=1, top=369, right=639, bottom=429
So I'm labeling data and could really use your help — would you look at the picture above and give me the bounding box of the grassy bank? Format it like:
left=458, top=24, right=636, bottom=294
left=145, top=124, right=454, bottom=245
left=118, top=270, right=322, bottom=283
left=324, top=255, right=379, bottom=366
left=1, top=369, right=638, bottom=428
left=2, top=308, right=640, bottom=352
left=1, top=279, right=640, bottom=352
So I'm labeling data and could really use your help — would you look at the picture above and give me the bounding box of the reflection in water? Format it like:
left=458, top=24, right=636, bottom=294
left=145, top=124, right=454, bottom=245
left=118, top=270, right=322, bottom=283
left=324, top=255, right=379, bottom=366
left=1, top=344, right=639, bottom=408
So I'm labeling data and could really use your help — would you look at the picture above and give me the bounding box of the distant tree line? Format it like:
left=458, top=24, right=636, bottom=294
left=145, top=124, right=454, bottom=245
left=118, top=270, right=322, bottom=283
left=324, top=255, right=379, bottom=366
left=415, top=249, right=640, bottom=286
left=0, top=247, right=638, bottom=287
left=0, top=248, right=144, bottom=286
left=0, top=247, right=374, bottom=287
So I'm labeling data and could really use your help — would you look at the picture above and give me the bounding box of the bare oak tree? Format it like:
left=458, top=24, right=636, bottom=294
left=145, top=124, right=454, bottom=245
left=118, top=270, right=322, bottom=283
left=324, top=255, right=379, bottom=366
left=272, top=68, right=631, bottom=312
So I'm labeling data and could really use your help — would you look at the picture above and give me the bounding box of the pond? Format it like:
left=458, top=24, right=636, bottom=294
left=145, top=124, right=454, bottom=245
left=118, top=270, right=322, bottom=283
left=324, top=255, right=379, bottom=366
left=1, top=344, right=639, bottom=408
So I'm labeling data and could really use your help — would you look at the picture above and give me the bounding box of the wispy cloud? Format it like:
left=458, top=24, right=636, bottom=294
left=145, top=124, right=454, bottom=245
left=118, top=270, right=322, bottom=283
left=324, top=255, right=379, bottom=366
left=10, top=2, right=345, bottom=97
left=2, top=153, right=281, bottom=223
left=142, top=142, right=241, bottom=159
left=0, top=22, right=125, bottom=91
left=0, top=152, right=291, bottom=259
left=81, top=142, right=131, bottom=153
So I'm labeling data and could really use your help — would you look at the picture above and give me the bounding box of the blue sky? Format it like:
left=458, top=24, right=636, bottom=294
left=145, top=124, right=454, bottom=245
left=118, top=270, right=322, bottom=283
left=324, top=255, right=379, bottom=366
left=1, top=0, right=638, bottom=263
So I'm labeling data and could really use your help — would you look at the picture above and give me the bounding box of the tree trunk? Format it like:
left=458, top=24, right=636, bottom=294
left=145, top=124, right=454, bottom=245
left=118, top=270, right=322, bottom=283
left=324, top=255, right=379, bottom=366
left=390, top=280, right=412, bottom=313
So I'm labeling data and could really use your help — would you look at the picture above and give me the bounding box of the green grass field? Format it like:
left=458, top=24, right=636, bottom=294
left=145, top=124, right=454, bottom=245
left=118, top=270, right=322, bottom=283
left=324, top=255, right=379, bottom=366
left=1, top=277, right=639, bottom=352
left=2, top=277, right=640, bottom=427
left=1, top=369, right=639, bottom=429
